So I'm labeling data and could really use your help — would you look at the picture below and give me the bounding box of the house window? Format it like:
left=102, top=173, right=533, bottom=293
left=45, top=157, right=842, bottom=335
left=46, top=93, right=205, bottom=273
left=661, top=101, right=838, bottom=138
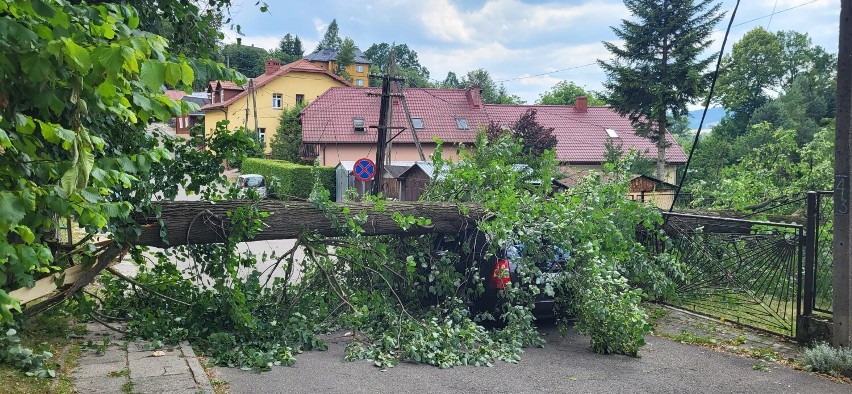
left=257, top=128, right=266, bottom=146
left=455, top=118, right=469, bottom=130
left=296, top=94, right=305, bottom=104
left=219, top=90, right=224, bottom=103
left=411, top=117, right=425, bottom=129
left=356, top=65, right=364, bottom=73
left=272, top=93, right=283, bottom=109
left=605, top=128, right=619, bottom=138
left=353, top=117, right=366, bottom=133
left=356, top=79, right=364, bottom=87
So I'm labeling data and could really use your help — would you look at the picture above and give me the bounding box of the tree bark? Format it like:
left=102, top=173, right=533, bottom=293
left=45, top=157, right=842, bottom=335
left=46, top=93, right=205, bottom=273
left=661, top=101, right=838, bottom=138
left=133, top=200, right=485, bottom=248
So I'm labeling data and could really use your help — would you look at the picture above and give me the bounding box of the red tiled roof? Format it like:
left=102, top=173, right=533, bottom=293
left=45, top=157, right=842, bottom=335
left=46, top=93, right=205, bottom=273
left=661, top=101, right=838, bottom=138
left=207, top=80, right=244, bottom=92
left=301, top=87, right=490, bottom=144
left=485, top=105, right=687, bottom=164
left=165, top=90, right=188, bottom=100
left=300, top=87, right=687, bottom=164
left=202, top=59, right=351, bottom=111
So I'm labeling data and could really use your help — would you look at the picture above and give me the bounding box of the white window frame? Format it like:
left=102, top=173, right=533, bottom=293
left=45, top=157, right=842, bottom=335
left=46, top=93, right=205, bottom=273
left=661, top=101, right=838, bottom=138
left=272, top=93, right=283, bottom=109
left=412, top=117, right=425, bottom=129
left=258, top=128, right=266, bottom=146
left=353, top=117, right=366, bottom=132
left=356, top=64, right=364, bottom=73
left=356, top=79, right=364, bottom=87
left=455, top=118, right=469, bottom=130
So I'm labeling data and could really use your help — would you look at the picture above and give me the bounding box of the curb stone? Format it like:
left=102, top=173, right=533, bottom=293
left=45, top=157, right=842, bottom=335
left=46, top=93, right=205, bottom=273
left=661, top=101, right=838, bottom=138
left=181, top=341, right=214, bottom=394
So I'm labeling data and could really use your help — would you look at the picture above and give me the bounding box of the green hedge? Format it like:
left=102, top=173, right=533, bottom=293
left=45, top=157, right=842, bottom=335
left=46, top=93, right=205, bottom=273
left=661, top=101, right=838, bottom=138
left=241, top=158, right=335, bottom=200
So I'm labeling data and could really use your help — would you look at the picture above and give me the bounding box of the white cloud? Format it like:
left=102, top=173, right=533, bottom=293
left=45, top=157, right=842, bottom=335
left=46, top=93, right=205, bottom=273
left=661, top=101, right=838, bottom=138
left=313, top=18, right=327, bottom=37
left=419, top=0, right=471, bottom=42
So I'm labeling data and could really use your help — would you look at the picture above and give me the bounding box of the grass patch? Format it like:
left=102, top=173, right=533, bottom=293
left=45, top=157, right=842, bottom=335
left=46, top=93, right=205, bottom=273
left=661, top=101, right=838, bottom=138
left=659, top=329, right=718, bottom=346
left=108, top=369, right=129, bottom=377
left=121, top=379, right=134, bottom=393
left=0, top=313, right=83, bottom=394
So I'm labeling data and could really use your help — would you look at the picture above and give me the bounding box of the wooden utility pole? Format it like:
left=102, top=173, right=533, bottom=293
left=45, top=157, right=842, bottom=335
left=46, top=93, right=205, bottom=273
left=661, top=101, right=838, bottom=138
left=834, top=0, right=852, bottom=347
left=397, top=79, right=426, bottom=161
left=371, top=68, right=392, bottom=195
left=370, top=53, right=403, bottom=195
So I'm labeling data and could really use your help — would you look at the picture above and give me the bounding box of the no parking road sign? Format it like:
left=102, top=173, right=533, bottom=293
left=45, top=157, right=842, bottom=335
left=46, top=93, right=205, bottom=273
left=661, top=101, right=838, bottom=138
left=353, top=158, right=376, bottom=181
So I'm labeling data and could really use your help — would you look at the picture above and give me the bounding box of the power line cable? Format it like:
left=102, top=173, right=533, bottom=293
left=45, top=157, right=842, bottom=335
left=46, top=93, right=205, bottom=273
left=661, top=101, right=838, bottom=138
left=669, top=0, right=741, bottom=213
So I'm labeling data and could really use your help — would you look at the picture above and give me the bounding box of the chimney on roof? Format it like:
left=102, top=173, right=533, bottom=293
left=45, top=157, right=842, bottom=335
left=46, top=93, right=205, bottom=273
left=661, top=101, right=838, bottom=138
left=465, top=85, right=483, bottom=108
left=575, top=96, right=588, bottom=112
left=265, top=59, right=281, bottom=75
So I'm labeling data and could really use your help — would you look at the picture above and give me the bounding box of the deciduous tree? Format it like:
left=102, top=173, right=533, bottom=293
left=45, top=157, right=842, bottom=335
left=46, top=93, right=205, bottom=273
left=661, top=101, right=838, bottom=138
left=538, top=81, right=607, bottom=106
left=364, top=43, right=432, bottom=87
left=222, top=43, right=268, bottom=77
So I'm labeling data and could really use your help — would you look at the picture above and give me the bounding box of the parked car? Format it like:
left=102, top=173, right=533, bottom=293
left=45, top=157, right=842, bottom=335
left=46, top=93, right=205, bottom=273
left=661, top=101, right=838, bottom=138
left=433, top=231, right=567, bottom=319
left=236, top=174, right=267, bottom=198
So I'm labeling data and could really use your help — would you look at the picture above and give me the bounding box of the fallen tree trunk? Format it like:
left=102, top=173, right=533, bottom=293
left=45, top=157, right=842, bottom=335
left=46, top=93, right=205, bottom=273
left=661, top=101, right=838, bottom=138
left=134, top=200, right=485, bottom=248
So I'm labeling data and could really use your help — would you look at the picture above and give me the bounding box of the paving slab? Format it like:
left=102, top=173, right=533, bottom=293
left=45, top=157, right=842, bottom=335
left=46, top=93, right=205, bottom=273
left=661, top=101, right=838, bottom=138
left=72, top=324, right=213, bottom=394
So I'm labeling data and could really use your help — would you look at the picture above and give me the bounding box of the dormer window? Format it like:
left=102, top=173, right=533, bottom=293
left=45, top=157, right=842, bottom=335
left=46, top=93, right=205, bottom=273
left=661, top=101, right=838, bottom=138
left=605, top=128, right=619, bottom=138
left=455, top=118, right=469, bottom=130
left=353, top=117, right=366, bottom=133
left=412, top=117, right=425, bottom=129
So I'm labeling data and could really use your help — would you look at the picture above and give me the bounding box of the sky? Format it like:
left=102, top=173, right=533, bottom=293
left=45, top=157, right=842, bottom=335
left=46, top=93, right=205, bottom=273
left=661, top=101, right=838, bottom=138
left=222, top=0, right=840, bottom=104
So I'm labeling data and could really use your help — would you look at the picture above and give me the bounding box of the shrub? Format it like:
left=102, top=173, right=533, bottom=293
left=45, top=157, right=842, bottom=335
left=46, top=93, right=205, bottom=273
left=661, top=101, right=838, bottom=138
left=801, top=342, right=852, bottom=376
left=240, top=158, right=335, bottom=200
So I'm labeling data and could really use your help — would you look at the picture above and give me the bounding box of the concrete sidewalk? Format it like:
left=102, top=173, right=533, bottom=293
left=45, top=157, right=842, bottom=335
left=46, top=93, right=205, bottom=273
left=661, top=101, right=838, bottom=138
left=72, top=323, right=213, bottom=394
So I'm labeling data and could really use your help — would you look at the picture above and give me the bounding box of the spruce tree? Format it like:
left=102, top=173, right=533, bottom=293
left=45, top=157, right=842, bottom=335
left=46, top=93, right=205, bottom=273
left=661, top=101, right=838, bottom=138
left=599, top=0, right=723, bottom=180
left=316, top=19, right=343, bottom=51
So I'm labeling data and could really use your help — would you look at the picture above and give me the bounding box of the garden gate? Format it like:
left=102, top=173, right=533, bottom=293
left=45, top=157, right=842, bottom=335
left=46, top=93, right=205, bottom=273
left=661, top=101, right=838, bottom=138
left=658, top=212, right=804, bottom=337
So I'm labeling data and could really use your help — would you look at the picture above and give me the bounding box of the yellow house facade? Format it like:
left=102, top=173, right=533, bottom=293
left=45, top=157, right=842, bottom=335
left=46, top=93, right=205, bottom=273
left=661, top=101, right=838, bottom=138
left=202, top=59, right=351, bottom=152
left=304, top=48, right=371, bottom=87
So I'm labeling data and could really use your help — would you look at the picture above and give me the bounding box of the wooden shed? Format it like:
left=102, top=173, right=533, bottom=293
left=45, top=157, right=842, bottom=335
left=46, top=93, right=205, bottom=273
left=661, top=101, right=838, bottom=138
left=627, top=174, right=678, bottom=209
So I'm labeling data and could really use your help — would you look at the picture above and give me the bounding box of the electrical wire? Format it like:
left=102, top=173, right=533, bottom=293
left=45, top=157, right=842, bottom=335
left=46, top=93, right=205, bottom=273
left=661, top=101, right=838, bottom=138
left=669, top=0, right=741, bottom=213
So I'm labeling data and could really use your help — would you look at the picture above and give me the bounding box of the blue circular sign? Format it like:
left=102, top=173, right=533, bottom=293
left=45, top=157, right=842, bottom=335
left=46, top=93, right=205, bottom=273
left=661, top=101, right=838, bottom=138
left=353, top=158, right=376, bottom=181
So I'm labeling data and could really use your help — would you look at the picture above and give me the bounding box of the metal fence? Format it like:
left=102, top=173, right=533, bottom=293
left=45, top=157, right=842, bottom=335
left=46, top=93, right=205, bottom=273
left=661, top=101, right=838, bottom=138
left=657, top=212, right=804, bottom=337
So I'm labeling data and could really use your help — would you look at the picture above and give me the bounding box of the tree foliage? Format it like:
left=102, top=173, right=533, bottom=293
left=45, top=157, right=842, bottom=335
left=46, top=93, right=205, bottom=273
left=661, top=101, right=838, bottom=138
left=0, top=0, right=246, bottom=323
left=221, top=43, right=268, bottom=77
left=275, top=33, right=305, bottom=64
left=714, top=28, right=836, bottom=139
left=486, top=109, right=557, bottom=157
left=269, top=103, right=307, bottom=163
left=538, top=81, right=607, bottom=106
left=461, top=69, right=524, bottom=104
left=689, top=122, right=833, bottom=210
left=364, top=43, right=432, bottom=87
left=441, top=72, right=462, bottom=89
left=316, top=19, right=343, bottom=51
left=599, top=0, right=723, bottom=179
left=335, top=37, right=356, bottom=81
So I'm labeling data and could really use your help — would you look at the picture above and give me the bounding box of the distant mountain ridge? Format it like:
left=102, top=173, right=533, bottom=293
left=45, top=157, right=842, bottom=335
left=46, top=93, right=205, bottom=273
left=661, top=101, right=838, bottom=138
left=688, top=107, right=725, bottom=130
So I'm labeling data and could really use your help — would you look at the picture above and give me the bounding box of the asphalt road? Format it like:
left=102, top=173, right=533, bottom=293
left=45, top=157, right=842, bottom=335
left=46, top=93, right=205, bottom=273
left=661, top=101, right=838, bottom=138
left=215, top=324, right=848, bottom=394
